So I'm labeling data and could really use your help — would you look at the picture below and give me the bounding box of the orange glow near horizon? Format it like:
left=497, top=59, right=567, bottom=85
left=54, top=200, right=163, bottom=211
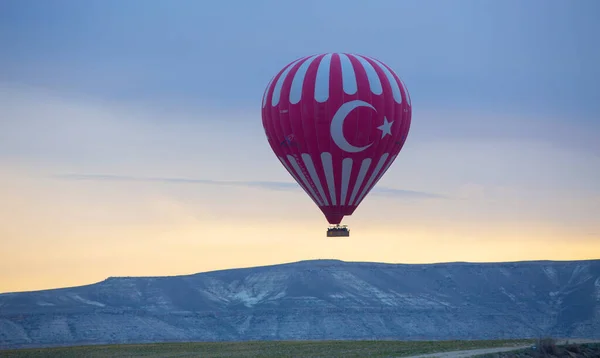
left=2, top=222, right=599, bottom=293
left=2, top=166, right=599, bottom=293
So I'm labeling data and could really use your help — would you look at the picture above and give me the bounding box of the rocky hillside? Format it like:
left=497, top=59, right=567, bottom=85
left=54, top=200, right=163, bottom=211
left=1, top=259, right=599, bottom=349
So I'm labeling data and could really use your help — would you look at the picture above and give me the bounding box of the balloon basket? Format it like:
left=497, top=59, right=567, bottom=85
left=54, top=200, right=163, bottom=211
left=326, top=225, right=350, bottom=237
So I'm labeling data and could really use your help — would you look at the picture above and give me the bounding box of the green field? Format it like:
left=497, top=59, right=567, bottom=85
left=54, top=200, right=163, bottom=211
left=1, top=339, right=534, bottom=358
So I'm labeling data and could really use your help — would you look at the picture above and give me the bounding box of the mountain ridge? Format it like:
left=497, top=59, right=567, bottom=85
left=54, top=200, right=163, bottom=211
left=7, top=258, right=598, bottom=295
left=1, top=258, right=599, bottom=349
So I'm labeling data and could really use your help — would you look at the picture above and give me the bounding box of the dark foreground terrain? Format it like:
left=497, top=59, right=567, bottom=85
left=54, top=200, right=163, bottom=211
left=1, top=259, right=599, bottom=349
left=0, top=339, right=534, bottom=358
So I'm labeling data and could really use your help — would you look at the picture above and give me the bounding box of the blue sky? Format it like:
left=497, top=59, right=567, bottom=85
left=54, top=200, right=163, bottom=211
left=2, top=0, right=599, bottom=115
left=1, top=0, right=599, bottom=292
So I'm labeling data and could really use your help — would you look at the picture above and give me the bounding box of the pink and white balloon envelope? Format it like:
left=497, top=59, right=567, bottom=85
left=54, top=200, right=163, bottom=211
left=261, top=53, right=411, bottom=225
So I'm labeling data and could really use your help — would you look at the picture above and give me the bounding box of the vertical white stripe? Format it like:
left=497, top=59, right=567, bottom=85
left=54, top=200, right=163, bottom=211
left=375, top=155, right=397, bottom=186
left=301, top=153, right=329, bottom=206
left=354, top=153, right=389, bottom=205
left=262, top=75, right=276, bottom=108
left=278, top=156, right=320, bottom=207
left=289, top=55, right=319, bottom=104
left=340, top=158, right=353, bottom=205
left=399, top=78, right=411, bottom=106
left=356, top=154, right=398, bottom=206
left=351, top=54, right=382, bottom=95
left=367, top=57, right=402, bottom=104
left=314, top=53, right=333, bottom=103
left=287, top=155, right=323, bottom=206
left=339, top=53, right=357, bottom=95
left=271, top=58, right=304, bottom=107
left=320, top=152, right=337, bottom=206
left=348, top=158, right=371, bottom=206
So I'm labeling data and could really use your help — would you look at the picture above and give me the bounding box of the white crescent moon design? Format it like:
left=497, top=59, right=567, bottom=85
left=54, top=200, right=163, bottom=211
left=330, top=100, right=375, bottom=153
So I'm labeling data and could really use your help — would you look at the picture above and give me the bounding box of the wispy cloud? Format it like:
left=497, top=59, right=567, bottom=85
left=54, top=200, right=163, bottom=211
left=52, top=174, right=445, bottom=199
left=370, top=186, right=445, bottom=199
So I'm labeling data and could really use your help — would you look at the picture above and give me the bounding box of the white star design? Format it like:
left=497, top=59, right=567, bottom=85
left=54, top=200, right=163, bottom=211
left=377, top=116, right=394, bottom=139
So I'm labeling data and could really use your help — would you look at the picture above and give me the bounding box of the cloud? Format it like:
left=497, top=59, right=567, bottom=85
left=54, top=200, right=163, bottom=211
left=369, top=186, right=445, bottom=199
left=52, top=173, right=445, bottom=199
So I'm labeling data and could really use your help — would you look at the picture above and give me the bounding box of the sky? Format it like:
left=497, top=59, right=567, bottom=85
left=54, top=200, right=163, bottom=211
left=1, top=0, right=599, bottom=293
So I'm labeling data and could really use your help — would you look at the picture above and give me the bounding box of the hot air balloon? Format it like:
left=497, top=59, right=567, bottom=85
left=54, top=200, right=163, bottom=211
left=261, top=53, right=411, bottom=237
